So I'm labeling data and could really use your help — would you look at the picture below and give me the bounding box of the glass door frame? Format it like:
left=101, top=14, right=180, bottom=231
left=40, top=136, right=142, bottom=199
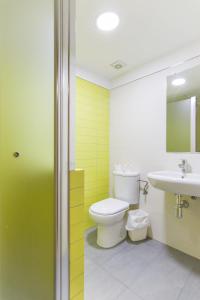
left=55, top=0, right=75, bottom=299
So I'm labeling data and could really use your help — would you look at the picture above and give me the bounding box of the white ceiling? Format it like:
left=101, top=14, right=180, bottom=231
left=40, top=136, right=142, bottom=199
left=76, top=0, right=200, bottom=80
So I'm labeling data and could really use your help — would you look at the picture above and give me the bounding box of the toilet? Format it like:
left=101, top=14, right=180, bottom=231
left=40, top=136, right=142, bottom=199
left=89, top=170, right=140, bottom=248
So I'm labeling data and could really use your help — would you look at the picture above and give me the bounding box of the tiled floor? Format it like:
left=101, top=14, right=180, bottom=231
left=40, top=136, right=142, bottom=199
left=85, top=228, right=200, bottom=300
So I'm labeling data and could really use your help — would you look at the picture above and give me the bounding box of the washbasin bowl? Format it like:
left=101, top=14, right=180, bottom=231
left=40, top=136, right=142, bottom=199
left=147, top=171, right=200, bottom=197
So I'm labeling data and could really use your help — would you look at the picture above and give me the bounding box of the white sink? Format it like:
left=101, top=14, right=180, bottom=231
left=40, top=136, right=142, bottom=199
left=147, top=171, right=200, bottom=197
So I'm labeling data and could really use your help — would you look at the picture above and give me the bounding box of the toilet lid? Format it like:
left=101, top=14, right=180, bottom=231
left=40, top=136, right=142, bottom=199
left=90, top=198, right=129, bottom=216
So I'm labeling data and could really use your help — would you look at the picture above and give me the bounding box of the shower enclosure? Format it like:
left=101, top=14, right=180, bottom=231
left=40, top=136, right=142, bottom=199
left=0, top=0, right=71, bottom=299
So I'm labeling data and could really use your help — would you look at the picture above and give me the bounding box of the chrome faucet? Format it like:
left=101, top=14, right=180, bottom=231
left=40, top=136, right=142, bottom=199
left=178, top=159, right=187, bottom=177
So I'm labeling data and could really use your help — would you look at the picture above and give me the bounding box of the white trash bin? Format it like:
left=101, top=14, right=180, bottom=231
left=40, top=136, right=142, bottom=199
left=126, top=209, right=150, bottom=242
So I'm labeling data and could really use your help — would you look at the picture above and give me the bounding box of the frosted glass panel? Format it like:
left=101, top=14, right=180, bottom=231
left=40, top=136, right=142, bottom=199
left=0, top=1, right=55, bottom=299
left=167, top=99, right=191, bottom=152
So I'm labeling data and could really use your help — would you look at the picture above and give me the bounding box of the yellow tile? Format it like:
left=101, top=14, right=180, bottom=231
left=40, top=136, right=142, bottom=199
left=76, top=159, right=96, bottom=168
left=96, top=178, right=109, bottom=186
left=72, top=76, right=110, bottom=300
left=84, top=188, right=97, bottom=200
left=70, top=205, right=84, bottom=226
left=96, top=193, right=109, bottom=201
left=70, top=256, right=84, bottom=280
left=84, top=218, right=95, bottom=230
left=76, top=118, right=98, bottom=129
left=84, top=196, right=97, bottom=206
left=70, top=239, right=84, bottom=262
left=70, top=274, right=84, bottom=299
left=97, top=185, right=109, bottom=194
left=70, top=291, right=84, bottom=300
left=70, top=188, right=84, bottom=207
left=76, top=151, right=96, bottom=161
left=76, top=135, right=96, bottom=145
left=70, top=222, right=84, bottom=244
left=84, top=204, right=90, bottom=216
left=85, top=175, right=97, bottom=184
left=70, top=170, right=84, bottom=189
left=76, top=77, right=109, bottom=230
left=85, top=166, right=96, bottom=174
left=97, top=161, right=109, bottom=170
left=76, top=143, right=97, bottom=153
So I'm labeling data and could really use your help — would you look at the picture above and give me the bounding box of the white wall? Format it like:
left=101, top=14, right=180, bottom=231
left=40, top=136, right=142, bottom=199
left=110, top=52, right=200, bottom=259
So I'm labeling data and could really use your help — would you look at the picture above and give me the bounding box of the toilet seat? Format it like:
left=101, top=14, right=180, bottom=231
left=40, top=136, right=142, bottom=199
left=90, top=198, right=129, bottom=216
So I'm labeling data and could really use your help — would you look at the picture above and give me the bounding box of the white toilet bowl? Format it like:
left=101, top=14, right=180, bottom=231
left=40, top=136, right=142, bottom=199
left=89, top=198, right=129, bottom=248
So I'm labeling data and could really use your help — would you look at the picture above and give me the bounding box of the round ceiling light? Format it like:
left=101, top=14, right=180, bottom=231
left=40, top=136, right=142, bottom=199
left=172, top=78, right=186, bottom=86
left=96, top=12, right=120, bottom=31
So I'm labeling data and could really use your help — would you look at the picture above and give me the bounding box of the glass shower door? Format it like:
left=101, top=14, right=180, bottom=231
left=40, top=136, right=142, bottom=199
left=0, top=1, right=55, bottom=299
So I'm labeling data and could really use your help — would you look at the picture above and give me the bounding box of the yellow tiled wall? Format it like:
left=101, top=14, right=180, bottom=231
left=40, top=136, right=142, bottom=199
left=76, top=77, right=110, bottom=229
left=70, top=170, right=84, bottom=300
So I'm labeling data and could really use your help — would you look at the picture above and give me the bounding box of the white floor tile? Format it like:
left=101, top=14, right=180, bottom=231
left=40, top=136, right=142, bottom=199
left=85, top=266, right=126, bottom=300
left=178, top=264, right=200, bottom=300
left=84, top=231, right=200, bottom=300
left=116, top=289, right=143, bottom=300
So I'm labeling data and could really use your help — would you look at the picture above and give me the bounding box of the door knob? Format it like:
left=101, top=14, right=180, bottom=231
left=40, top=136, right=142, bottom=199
left=13, top=152, right=20, bottom=158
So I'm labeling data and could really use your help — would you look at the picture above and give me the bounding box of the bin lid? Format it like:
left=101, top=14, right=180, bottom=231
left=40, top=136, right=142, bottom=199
left=90, top=198, right=129, bottom=216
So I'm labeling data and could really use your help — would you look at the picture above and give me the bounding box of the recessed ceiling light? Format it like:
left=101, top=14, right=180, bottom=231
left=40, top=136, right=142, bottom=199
left=172, top=78, right=186, bottom=86
left=96, top=12, right=120, bottom=31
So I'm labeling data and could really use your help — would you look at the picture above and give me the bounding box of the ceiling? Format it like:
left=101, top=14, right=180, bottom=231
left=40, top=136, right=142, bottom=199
left=76, top=0, right=200, bottom=80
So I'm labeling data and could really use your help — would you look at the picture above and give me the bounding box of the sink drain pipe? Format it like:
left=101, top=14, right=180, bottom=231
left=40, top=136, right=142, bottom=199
left=175, top=195, right=189, bottom=219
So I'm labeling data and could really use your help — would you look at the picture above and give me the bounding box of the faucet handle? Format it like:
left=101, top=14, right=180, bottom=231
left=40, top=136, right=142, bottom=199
left=181, top=159, right=186, bottom=165
left=178, top=159, right=189, bottom=174
left=178, top=159, right=187, bottom=170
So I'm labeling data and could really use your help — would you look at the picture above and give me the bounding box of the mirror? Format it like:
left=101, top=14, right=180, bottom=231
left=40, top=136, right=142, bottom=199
left=167, top=64, right=200, bottom=152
